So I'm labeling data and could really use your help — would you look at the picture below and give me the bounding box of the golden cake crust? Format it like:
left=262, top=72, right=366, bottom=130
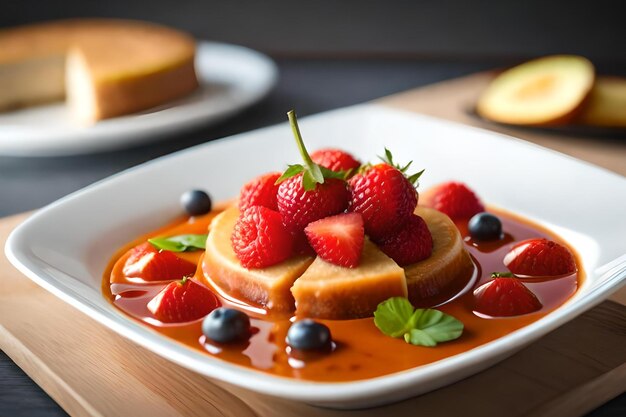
left=0, top=19, right=198, bottom=121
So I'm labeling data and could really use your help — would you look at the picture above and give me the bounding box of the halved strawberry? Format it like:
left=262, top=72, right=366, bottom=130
left=474, top=273, right=542, bottom=317
left=123, top=242, right=197, bottom=281
left=147, top=277, right=221, bottom=323
left=504, top=238, right=577, bottom=277
left=305, top=212, right=364, bottom=268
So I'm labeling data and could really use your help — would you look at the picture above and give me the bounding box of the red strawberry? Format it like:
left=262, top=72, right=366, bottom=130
left=377, top=214, right=433, bottom=266
left=474, top=273, right=542, bottom=317
left=420, top=182, right=484, bottom=221
left=311, top=148, right=360, bottom=173
left=232, top=205, right=294, bottom=268
left=504, top=238, right=577, bottom=276
left=276, top=111, right=350, bottom=232
left=278, top=176, right=349, bottom=231
left=305, top=212, right=365, bottom=268
left=349, top=162, right=419, bottom=240
left=123, top=242, right=197, bottom=281
left=239, top=171, right=281, bottom=211
left=147, top=277, right=221, bottom=323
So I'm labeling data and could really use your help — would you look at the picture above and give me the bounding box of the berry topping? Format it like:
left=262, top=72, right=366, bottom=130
left=348, top=150, right=421, bottom=240
left=474, top=272, right=542, bottom=317
left=504, top=238, right=577, bottom=277
left=291, top=229, right=316, bottom=256
left=239, top=171, right=281, bottom=212
left=147, top=277, right=220, bottom=323
left=278, top=176, right=349, bottom=232
left=304, top=212, right=365, bottom=268
left=377, top=214, right=433, bottom=266
left=202, top=307, right=251, bottom=343
left=232, top=205, right=294, bottom=268
left=276, top=111, right=349, bottom=231
left=468, top=212, right=503, bottom=241
left=181, top=190, right=212, bottom=216
left=123, top=242, right=197, bottom=281
left=421, top=182, right=484, bottom=221
left=286, top=319, right=332, bottom=351
left=310, top=148, right=360, bottom=173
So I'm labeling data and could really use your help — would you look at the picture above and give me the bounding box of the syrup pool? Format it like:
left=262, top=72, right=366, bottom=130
left=103, top=207, right=582, bottom=382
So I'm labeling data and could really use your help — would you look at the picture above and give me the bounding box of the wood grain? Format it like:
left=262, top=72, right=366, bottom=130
left=1, top=72, right=625, bottom=416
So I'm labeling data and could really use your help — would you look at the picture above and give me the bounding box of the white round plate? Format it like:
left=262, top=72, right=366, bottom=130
left=0, top=41, right=278, bottom=157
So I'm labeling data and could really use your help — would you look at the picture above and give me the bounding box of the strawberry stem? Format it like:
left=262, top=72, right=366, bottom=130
left=491, top=272, right=515, bottom=278
left=287, top=110, right=324, bottom=186
left=277, top=110, right=350, bottom=190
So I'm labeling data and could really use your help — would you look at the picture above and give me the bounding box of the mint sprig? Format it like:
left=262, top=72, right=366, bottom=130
left=148, top=234, right=207, bottom=252
left=275, top=110, right=347, bottom=191
left=373, top=297, right=463, bottom=347
left=378, top=147, right=425, bottom=186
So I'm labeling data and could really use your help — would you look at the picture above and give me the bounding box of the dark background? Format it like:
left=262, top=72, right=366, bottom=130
left=1, top=1, right=625, bottom=416
left=2, top=0, right=625, bottom=65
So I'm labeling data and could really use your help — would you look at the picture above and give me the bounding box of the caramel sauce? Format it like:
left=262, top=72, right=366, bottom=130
left=103, top=207, right=582, bottom=382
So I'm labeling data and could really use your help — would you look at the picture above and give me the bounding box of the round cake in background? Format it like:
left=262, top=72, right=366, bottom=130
left=0, top=19, right=199, bottom=124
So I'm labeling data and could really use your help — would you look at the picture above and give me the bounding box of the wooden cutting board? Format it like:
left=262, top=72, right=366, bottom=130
left=1, top=72, right=625, bottom=417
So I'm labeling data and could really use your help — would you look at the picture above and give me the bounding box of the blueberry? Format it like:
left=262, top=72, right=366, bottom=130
left=468, top=212, right=503, bottom=241
left=286, top=319, right=332, bottom=351
left=202, top=307, right=250, bottom=343
left=181, top=190, right=212, bottom=216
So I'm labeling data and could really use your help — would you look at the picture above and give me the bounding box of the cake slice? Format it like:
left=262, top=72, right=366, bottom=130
left=0, top=19, right=198, bottom=123
left=406, top=207, right=474, bottom=305
left=291, top=239, right=407, bottom=319
left=203, top=207, right=314, bottom=312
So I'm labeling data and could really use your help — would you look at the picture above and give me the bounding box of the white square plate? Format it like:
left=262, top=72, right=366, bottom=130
left=6, top=105, right=626, bottom=408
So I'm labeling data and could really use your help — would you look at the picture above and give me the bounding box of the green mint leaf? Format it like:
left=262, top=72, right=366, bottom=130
left=168, top=234, right=207, bottom=250
left=148, top=234, right=207, bottom=252
left=373, top=297, right=415, bottom=338
left=409, top=309, right=464, bottom=345
left=422, top=313, right=464, bottom=343
left=374, top=297, right=464, bottom=347
left=405, top=328, right=438, bottom=347
left=276, top=164, right=305, bottom=184
left=148, top=238, right=185, bottom=252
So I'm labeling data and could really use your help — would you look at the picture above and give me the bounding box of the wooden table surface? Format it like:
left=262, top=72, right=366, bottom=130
left=1, top=59, right=625, bottom=417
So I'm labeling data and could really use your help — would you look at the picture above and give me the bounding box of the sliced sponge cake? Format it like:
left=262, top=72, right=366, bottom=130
left=203, top=207, right=314, bottom=312
left=0, top=19, right=198, bottom=123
